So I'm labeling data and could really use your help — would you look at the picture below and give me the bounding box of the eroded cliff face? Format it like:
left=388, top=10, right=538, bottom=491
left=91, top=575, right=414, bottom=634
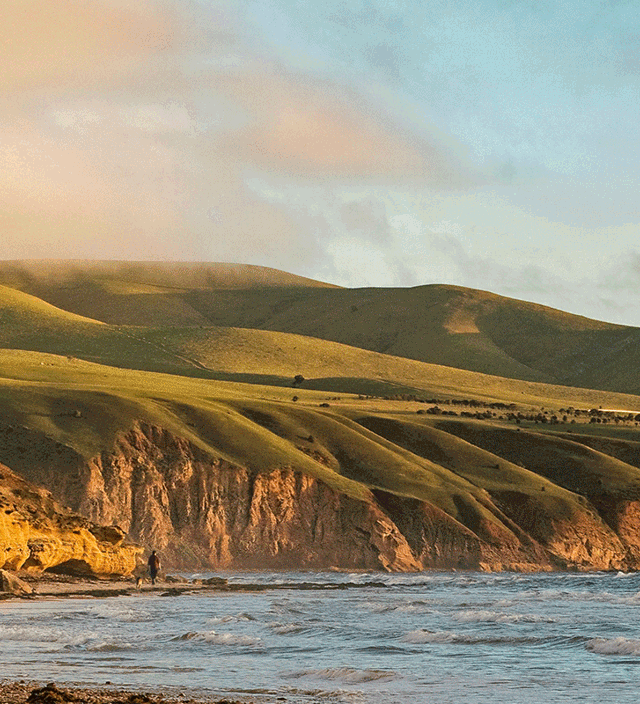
left=3, top=422, right=638, bottom=572
left=72, top=426, right=422, bottom=571
left=0, top=463, right=141, bottom=575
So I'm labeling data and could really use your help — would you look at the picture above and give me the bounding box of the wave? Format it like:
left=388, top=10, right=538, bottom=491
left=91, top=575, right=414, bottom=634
left=516, top=589, right=640, bottom=607
left=286, top=667, right=399, bottom=684
left=206, top=612, right=256, bottom=624
left=83, top=640, right=139, bottom=653
left=268, top=622, right=308, bottom=635
left=269, top=600, right=307, bottom=615
left=369, top=600, right=437, bottom=614
left=586, top=637, right=640, bottom=656
left=402, top=630, right=460, bottom=644
left=174, top=631, right=263, bottom=648
left=2, top=626, right=72, bottom=642
left=61, top=633, right=145, bottom=652
left=456, top=609, right=556, bottom=624
left=85, top=603, right=155, bottom=623
left=400, top=629, right=576, bottom=647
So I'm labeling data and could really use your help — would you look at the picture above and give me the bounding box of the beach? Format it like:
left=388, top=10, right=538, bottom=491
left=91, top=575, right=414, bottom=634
left=2, top=570, right=640, bottom=704
left=0, top=572, right=387, bottom=601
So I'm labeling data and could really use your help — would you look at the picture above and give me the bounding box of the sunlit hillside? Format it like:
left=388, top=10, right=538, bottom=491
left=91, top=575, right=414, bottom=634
left=3, top=261, right=640, bottom=571
left=1, top=260, right=639, bottom=394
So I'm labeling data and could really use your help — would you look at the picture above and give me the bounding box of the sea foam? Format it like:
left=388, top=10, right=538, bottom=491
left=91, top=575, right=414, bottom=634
left=586, top=637, right=640, bottom=656
left=456, top=609, right=555, bottom=623
left=175, top=631, right=262, bottom=648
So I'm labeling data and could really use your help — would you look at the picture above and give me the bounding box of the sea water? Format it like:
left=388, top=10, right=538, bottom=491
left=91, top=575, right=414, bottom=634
left=2, top=571, right=640, bottom=703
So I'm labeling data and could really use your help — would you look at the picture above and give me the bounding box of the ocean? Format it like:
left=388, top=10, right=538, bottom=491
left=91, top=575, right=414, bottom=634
left=2, top=570, right=640, bottom=703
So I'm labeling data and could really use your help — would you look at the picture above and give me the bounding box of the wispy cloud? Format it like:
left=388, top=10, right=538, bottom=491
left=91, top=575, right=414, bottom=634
left=4, top=0, right=640, bottom=327
left=1, top=0, right=472, bottom=264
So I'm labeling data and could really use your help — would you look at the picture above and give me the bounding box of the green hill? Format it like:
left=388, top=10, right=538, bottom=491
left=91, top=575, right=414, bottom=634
left=1, top=260, right=639, bottom=394
left=2, top=260, right=640, bottom=571
left=2, top=348, right=640, bottom=570
left=3, top=279, right=640, bottom=407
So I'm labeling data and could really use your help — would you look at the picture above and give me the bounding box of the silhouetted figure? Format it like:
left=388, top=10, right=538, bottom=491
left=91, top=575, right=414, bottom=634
left=148, top=550, right=160, bottom=585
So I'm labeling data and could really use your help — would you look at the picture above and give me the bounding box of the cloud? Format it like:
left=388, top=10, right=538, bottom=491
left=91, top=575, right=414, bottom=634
left=0, top=0, right=476, bottom=269
left=212, top=67, right=470, bottom=184
left=340, top=198, right=391, bottom=245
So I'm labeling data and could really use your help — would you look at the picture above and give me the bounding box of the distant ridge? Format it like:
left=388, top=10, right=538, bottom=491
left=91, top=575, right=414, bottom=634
left=1, top=260, right=640, bottom=394
left=0, top=260, right=338, bottom=291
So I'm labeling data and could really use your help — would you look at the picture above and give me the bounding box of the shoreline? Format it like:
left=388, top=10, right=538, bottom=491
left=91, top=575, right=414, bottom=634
left=0, top=680, right=264, bottom=704
left=1, top=572, right=389, bottom=601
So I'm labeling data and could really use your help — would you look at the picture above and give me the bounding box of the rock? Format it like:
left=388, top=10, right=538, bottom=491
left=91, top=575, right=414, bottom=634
left=0, top=568, right=33, bottom=595
left=5, top=420, right=640, bottom=573
left=203, top=576, right=227, bottom=586
left=111, top=696, right=153, bottom=704
left=90, top=525, right=126, bottom=546
left=165, top=574, right=189, bottom=583
left=0, top=464, right=142, bottom=576
left=160, top=588, right=182, bottom=597
left=27, top=683, right=76, bottom=703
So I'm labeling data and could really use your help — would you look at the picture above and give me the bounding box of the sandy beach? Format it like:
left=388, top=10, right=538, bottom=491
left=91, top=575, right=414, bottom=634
left=0, top=574, right=225, bottom=601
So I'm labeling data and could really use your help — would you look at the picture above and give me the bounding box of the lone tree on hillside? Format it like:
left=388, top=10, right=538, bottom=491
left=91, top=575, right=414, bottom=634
left=292, top=374, right=305, bottom=387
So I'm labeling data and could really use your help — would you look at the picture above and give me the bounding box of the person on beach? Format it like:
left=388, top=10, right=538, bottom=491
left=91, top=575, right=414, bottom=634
left=148, top=550, right=161, bottom=585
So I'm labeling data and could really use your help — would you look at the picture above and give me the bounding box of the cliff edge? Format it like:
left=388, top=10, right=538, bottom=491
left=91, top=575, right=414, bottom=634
left=4, top=420, right=640, bottom=573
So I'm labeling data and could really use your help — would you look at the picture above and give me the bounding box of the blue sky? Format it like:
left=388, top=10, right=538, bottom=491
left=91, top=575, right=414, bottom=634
left=3, top=0, right=640, bottom=323
left=235, top=0, right=640, bottom=322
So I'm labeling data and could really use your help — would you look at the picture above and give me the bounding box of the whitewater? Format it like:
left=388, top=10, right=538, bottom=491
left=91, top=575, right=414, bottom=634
left=2, top=570, right=640, bottom=703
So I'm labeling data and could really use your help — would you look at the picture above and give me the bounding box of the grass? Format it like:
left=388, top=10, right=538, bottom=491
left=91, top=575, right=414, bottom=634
left=4, top=261, right=640, bottom=557
left=6, top=277, right=640, bottom=409
left=2, top=346, right=640, bottom=539
left=3, top=260, right=640, bottom=394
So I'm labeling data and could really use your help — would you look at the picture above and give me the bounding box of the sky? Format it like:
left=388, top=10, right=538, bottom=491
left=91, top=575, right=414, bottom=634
left=2, top=0, right=640, bottom=324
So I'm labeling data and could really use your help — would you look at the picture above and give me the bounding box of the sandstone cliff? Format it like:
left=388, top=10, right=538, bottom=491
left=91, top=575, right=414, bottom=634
left=3, top=420, right=639, bottom=572
left=0, top=463, right=141, bottom=575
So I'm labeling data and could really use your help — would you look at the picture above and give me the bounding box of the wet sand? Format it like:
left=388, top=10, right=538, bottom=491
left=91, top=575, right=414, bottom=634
left=2, top=573, right=387, bottom=600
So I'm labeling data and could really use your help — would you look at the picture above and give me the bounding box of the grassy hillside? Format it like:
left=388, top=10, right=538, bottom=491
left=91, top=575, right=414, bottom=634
left=1, top=260, right=639, bottom=394
left=0, top=260, right=337, bottom=327
left=5, top=260, right=640, bottom=570
left=2, top=347, right=640, bottom=570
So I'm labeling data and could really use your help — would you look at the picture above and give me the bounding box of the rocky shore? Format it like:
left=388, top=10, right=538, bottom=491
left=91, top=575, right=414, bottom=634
left=0, top=681, right=254, bottom=704
left=0, top=571, right=388, bottom=600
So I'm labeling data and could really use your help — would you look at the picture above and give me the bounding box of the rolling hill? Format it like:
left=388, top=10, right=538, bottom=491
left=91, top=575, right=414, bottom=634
left=2, top=260, right=640, bottom=572
left=1, top=260, right=639, bottom=394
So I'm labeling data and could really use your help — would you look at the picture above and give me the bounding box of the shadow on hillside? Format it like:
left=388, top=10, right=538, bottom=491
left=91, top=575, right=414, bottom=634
left=293, top=377, right=426, bottom=397
left=204, top=372, right=300, bottom=387
left=199, top=372, right=425, bottom=397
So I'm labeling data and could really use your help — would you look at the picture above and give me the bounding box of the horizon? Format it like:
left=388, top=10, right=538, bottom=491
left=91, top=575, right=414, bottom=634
left=3, top=0, right=639, bottom=325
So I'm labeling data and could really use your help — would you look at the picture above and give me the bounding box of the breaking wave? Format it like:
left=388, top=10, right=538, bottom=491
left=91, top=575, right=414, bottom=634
left=456, top=609, right=556, bottom=623
left=286, top=668, right=399, bottom=684
left=586, top=637, right=640, bottom=656
left=174, top=631, right=263, bottom=648
left=4, top=570, right=640, bottom=702
left=400, top=629, right=574, bottom=647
